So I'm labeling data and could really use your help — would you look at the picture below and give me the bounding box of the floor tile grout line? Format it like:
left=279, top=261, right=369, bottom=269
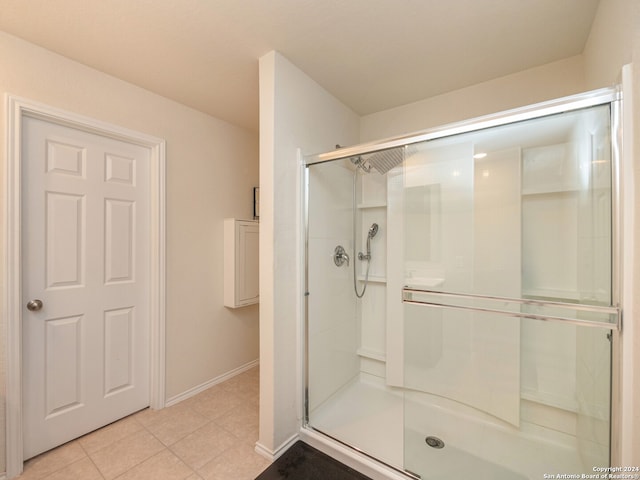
left=165, top=419, right=242, bottom=472
left=76, top=441, right=107, bottom=480
left=137, top=399, right=245, bottom=474
left=22, top=440, right=87, bottom=480
left=84, top=427, right=168, bottom=480
left=137, top=408, right=206, bottom=478
left=21, top=368, right=261, bottom=480
left=109, top=449, right=196, bottom=480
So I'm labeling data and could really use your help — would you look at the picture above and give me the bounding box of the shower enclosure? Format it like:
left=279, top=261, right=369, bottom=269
left=303, top=88, right=621, bottom=479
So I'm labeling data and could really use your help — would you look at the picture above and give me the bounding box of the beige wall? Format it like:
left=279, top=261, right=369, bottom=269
left=258, top=51, right=360, bottom=456
left=0, top=30, right=259, bottom=474
left=584, top=0, right=640, bottom=465
left=360, top=55, right=586, bottom=141
left=583, top=0, right=634, bottom=89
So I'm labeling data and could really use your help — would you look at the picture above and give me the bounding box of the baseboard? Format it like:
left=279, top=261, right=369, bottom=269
left=255, top=433, right=300, bottom=461
left=165, top=359, right=259, bottom=407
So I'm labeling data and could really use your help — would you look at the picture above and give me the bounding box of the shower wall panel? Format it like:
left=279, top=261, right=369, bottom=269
left=356, top=173, right=388, bottom=374
left=307, top=161, right=360, bottom=412
left=473, top=147, right=521, bottom=298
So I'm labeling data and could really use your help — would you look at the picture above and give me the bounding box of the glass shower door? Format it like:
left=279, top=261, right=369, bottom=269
left=399, top=104, right=617, bottom=479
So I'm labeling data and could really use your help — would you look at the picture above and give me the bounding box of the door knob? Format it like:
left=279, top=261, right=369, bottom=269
left=26, top=299, right=43, bottom=312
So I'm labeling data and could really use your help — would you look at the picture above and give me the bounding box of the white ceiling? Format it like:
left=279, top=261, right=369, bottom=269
left=0, top=0, right=600, bottom=131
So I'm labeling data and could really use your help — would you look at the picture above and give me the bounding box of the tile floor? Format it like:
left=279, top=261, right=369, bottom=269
left=16, top=366, right=272, bottom=480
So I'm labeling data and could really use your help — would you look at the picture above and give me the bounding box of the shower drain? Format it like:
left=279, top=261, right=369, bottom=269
left=425, top=436, right=445, bottom=449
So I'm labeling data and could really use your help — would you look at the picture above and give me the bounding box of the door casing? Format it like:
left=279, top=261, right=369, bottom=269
left=4, top=95, right=166, bottom=478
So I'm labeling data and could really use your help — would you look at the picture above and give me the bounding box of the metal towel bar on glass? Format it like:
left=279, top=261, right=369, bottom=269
left=402, top=288, right=620, bottom=330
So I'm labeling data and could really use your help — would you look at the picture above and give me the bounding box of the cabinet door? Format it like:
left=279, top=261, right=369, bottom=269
left=237, top=222, right=259, bottom=305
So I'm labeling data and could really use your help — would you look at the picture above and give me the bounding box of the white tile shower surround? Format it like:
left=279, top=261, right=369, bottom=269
left=16, top=366, right=270, bottom=480
left=310, top=374, right=594, bottom=480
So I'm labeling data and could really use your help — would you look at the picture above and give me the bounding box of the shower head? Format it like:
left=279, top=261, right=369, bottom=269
left=350, top=156, right=371, bottom=173
left=364, top=147, right=404, bottom=175
left=368, top=223, right=379, bottom=238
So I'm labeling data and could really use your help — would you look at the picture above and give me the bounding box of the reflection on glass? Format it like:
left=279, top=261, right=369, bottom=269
left=402, top=106, right=612, bottom=304
left=404, top=184, right=441, bottom=263
left=401, top=105, right=613, bottom=478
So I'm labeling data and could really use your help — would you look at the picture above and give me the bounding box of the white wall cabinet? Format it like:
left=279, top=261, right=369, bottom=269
left=224, top=218, right=259, bottom=308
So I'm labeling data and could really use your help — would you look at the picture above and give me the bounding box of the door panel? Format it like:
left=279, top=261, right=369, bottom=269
left=22, top=116, right=151, bottom=459
left=104, top=199, right=135, bottom=283
left=45, top=315, right=83, bottom=416
left=104, top=307, right=134, bottom=396
left=45, top=192, right=85, bottom=288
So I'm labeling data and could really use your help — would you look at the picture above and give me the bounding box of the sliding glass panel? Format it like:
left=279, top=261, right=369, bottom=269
left=401, top=104, right=613, bottom=479
left=305, top=157, right=403, bottom=469
left=305, top=158, right=360, bottom=420
left=401, top=105, right=612, bottom=307
left=403, top=303, right=611, bottom=479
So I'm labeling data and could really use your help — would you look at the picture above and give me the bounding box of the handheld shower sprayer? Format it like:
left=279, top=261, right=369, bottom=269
left=358, top=223, right=379, bottom=261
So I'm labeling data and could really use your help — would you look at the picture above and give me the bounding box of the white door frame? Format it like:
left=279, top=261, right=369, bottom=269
left=4, top=95, right=166, bottom=478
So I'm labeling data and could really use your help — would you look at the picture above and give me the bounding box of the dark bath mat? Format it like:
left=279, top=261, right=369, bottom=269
left=255, top=441, right=373, bottom=480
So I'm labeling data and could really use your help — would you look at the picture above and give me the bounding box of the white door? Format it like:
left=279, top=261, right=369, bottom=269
left=22, top=115, right=151, bottom=459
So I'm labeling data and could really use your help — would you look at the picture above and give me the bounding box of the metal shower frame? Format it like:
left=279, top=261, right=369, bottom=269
left=301, top=86, right=624, bottom=474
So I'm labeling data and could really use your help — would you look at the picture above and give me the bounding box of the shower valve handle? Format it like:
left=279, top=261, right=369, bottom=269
left=334, top=245, right=350, bottom=267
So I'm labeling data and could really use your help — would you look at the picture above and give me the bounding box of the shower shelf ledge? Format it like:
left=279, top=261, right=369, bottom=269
left=521, top=184, right=580, bottom=196
left=405, top=277, right=445, bottom=289
left=521, top=287, right=581, bottom=302
left=356, top=275, right=386, bottom=284
left=357, top=202, right=387, bottom=209
left=356, top=347, right=386, bottom=362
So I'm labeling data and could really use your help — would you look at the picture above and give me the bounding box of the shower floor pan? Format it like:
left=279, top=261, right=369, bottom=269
left=310, top=373, right=589, bottom=479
